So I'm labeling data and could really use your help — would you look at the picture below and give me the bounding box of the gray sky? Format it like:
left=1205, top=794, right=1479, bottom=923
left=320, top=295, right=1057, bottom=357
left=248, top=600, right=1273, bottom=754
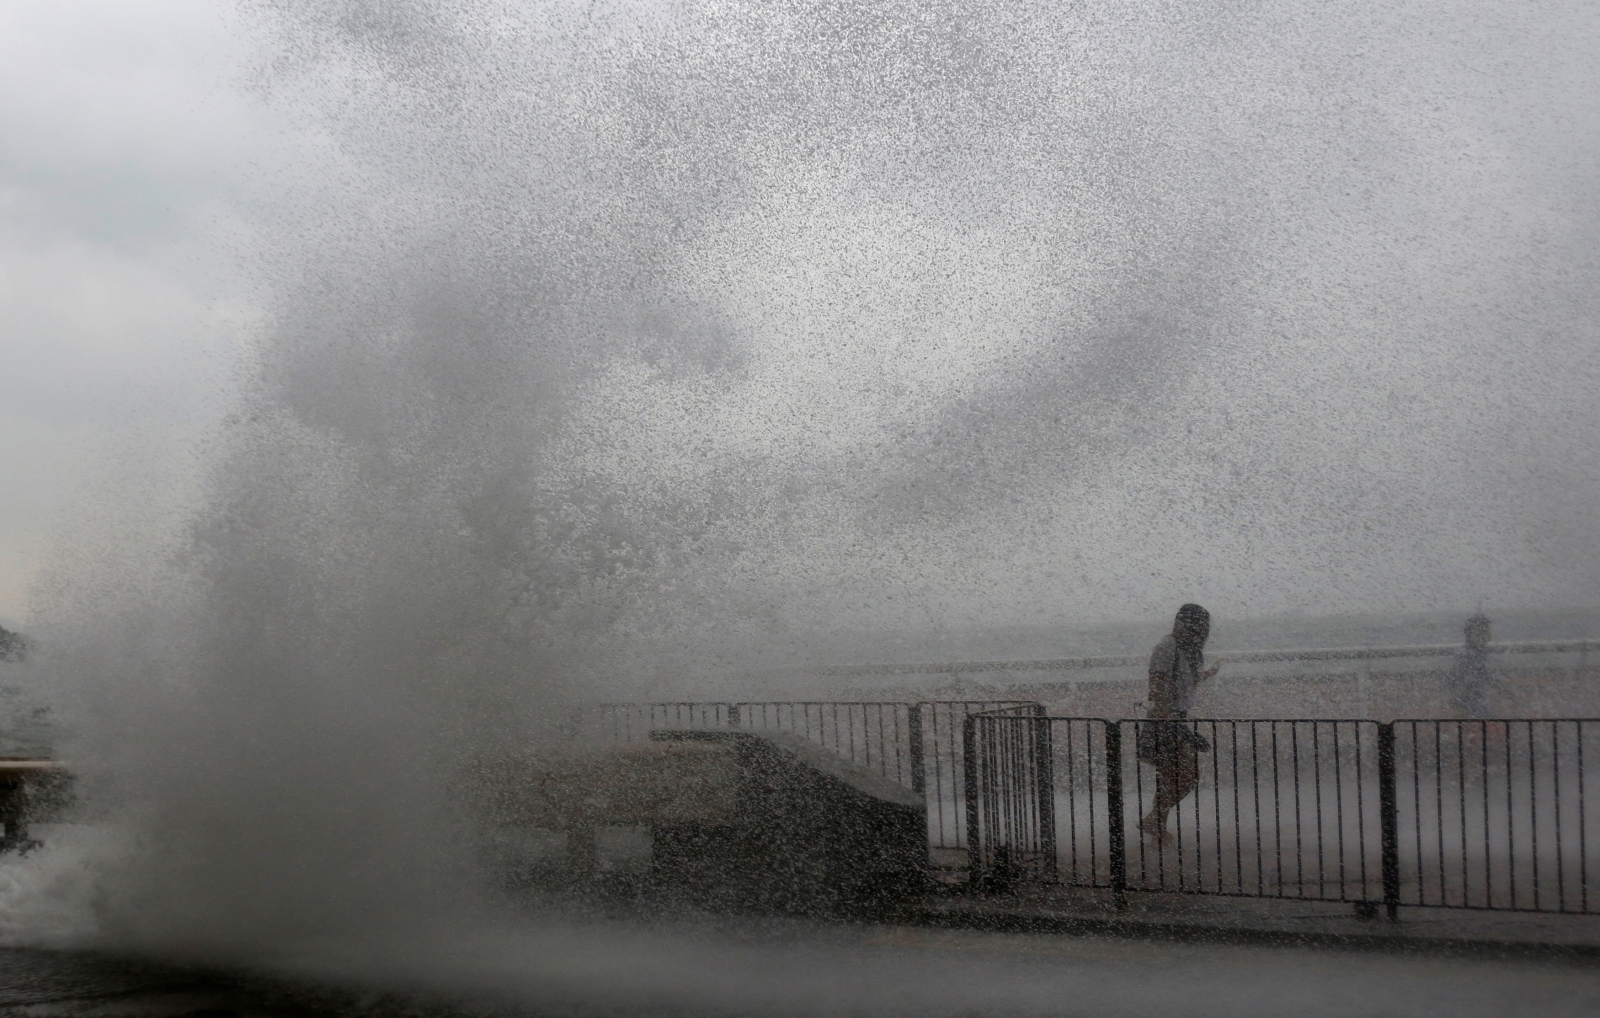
left=3, top=0, right=1598, bottom=639
left=0, top=0, right=264, bottom=623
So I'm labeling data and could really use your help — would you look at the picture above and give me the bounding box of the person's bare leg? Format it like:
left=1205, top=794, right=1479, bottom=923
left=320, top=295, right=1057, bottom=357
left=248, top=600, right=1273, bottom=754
left=1141, top=754, right=1199, bottom=841
left=1168, top=754, right=1199, bottom=835
left=1141, top=763, right=1178, bottom=841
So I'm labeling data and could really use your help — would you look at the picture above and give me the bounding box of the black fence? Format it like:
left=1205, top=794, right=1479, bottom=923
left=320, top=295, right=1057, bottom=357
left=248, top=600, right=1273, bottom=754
left=968, top=715, right=1600, bottom=915
left=1394, top=720, right=1596, bottom=912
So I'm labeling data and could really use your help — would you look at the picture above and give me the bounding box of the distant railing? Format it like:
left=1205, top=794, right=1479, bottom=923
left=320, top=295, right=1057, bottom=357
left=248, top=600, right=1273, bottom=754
left=585, top=702, right=734, bottom=744
left=968, top=714, right=1600, bottom=916
left=776, top=639, right=1599, bottom=679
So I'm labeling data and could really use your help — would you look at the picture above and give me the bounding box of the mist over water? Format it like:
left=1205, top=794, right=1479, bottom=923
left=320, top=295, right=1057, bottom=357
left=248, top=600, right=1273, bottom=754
left=5, top=0, right=1600, bottom=1007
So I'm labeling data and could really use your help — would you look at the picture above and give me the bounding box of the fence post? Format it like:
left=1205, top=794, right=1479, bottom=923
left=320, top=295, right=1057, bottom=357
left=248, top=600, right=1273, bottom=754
left=1035, top=713, right=1058, bottom=881
left=728, top=703, right=741, bottom=729
left=964, top=712, right=981, bottom=886
left=1105, top=720, right=1127, bottom=910
left=1378, top=722, right=1400, bottom=920
left=909, top=703, right=926, bottom=797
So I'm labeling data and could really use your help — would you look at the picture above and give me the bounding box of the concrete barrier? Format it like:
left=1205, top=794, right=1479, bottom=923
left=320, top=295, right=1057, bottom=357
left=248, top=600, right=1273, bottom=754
left=0, top=760, right=70, bottom=851
left=480, top=729, right=927, bottom=912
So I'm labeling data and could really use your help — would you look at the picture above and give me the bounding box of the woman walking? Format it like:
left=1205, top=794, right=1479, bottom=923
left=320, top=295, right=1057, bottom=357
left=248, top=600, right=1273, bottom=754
left=1137, top=603, right=1219, bottom=843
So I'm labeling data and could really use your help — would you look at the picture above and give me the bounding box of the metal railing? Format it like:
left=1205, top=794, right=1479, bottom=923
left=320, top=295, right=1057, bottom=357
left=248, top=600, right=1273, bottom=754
left=968, top=715, right=1600, bottom=915
left=584, top=702, right=735, bottom=744
left=732, top=702, right=917, bottom=787
left=784, top=638, right=1600, bottom=679
left=1394, top=720, right=1597, bottom=913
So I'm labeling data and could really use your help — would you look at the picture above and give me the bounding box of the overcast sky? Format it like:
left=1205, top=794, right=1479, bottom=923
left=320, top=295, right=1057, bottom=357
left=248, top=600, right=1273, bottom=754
left=0, top=0, right=258, bottom=624
left=3, top=0, right=1598, bottom=640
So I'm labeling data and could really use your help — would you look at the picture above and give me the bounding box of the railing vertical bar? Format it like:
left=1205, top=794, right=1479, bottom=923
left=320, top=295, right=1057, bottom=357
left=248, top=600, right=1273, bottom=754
left=1021, top=719, right=1033, bottom=870
left=1291, top=723, right=1304, bottom=898
left=1159, top=720, right=1170, bottom=889
left=1355, top=723, right=1368, bottom=901
left=1554, top=720, right=1565, bottom=912
left=1271, top=722, right=1284, bottom=898
left=863, top=705, right=875, bottom=772
left=964, top=713, right=979, bottom=880
left=1022, top=719, right=1034, bottom=871
left=1507, top=721, right=1517, bottom=909
left=1087, top=721, right=1100, bottom=885
left=872, top=707, right=884, bottom=777
left=1212, top=721, right=1224, bottom=894
left=908, top=704, right=925, bottom=797
left=1007, top=719, right=1020, bottom=868
left=1231, top=722, right=1244, bottom=894
left=848, top=704, right=859, bottom=769
left=1334, top=722, right=1347, bottom=899
left=993, top=716, right=1004, bottom=873
left=1440, top=720, right=1452, bottom=902
left=1068, top=723, right=1081, bottom=883
left=1038, top=715, right=1058, bottom=881
left=934, top=707, right=947, bottom=851
left=1313, top=722, right=1326, bottom=898
left=929, top=707, right=945, bottom=851
left=1457, top=721, right=1468, bottom=907
left=1253, top=722, right=1264, bottom=896
left=1482, top=720, right=1493, bottom=908
left=892, top=704, right=904, bottom=785
left=1134, top=721, right=1147, bottom=887
left=986, top=716, right=999, bottom=882
left=1003, top=718, right=1017, bottom=869
left=1530, top=720, right=1540, bottom=911
left=1378, top=721, right=1400, bottom=920
left=1580, top=721, right=1588, bottom=913
left=1175, top=722, right=1187, bottom=891
left=1412, top=722, right=1425, bottom=905
left=1106, top=721, right=1126, bottom=908
left=1019, top=719, right=1031, bottom=868
left=994, top=717, right=1005, bottom=878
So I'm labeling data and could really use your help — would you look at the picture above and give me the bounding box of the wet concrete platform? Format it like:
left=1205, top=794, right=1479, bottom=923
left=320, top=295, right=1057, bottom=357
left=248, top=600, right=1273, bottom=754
left=906, top=885, right=1600, bottom=957
left=6, top=909, right=1600, bottom=1018
left=0, top=948, right=340, bottom=1018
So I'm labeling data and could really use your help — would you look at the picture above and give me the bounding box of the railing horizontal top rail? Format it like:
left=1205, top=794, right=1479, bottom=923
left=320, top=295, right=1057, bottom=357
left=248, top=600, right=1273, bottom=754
left=975, top=716, right=1600, bottom=724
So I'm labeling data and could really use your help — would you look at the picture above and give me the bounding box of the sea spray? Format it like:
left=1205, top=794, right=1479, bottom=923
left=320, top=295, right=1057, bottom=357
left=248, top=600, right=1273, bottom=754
left=10, top=0, right=1600, bottom=983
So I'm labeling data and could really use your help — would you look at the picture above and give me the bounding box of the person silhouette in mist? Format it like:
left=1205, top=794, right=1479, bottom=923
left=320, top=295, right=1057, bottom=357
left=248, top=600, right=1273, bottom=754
left=1445, top=613, right=1493, bottom=718
left=1137, top=603, right=1220, bottom=843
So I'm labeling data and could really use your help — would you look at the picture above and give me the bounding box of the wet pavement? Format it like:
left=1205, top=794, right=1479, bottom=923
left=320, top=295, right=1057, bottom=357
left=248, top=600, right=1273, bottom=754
left=0, top=948, right=352, bottom=1018
left=911, top=885, right=1600, bottom=957
left=4, top=907, right=1600, bottom=1018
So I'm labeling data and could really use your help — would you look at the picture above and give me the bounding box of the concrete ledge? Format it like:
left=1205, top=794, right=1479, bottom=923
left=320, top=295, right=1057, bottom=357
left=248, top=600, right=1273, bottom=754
left=646, top=729, right=928, bottom=913
left=0, top=760, right=71, bottom=850
left=475, top=730, right=930, bottom=913
left=650, top=729, right=923, bottom=808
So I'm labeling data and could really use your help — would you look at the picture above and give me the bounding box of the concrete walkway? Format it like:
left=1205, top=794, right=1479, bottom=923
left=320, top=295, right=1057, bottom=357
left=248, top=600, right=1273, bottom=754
left=905, top=885, right=1600, bottom=957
